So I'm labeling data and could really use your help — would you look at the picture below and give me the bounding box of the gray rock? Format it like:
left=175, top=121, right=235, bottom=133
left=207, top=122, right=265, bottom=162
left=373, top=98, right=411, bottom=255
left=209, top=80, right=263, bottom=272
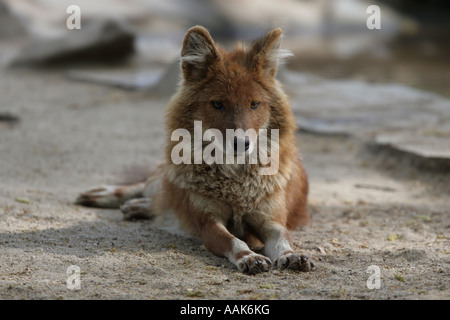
left=6, top=19, right=134, bottom=67
left=0, top=0, right=26, bottom=39
left=282, top=71, right=450, bottom=170
left=65, top=59, right=181, bottom=96
left=67, top=68, right=164, bottom=91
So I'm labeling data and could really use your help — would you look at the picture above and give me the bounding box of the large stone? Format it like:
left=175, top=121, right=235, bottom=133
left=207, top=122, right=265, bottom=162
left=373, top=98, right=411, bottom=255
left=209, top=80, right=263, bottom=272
left=281, top=70, right=450, bottom=170
left=0, top=0, right=26, bottom=38
left=6, top=19, right=134, bottom=67
left=66, top=60, right=181, bottom=96
left=67, top=68, right=164, bottom=91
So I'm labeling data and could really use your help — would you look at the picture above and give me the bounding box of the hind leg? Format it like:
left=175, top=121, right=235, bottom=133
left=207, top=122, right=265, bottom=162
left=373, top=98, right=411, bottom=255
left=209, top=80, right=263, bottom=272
left=120, top=198, right=153, bottom=220
left=76, top=182, right=145, bottom=208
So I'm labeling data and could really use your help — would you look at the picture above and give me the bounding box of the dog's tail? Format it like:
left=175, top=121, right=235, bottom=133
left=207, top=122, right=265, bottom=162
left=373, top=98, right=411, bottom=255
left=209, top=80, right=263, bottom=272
left=75, top=162, right=163, bottom=209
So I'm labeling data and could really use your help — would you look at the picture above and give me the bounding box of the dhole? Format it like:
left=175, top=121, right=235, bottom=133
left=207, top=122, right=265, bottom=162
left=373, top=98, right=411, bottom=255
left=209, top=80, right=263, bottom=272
left=76, top=26, right=314, bottom=274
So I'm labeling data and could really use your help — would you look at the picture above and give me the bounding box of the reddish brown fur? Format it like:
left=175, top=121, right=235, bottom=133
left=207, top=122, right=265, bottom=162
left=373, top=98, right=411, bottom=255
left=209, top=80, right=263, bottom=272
left=153, top=26, right=312, bottom=272
left=163, top=27, right=307, bottom=227
left=76, top=26, right=314, bottom=273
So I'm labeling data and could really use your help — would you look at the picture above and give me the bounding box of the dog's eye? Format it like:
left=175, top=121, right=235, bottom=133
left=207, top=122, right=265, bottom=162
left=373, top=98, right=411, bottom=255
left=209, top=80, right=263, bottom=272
left=250, top=101, right=260, bottom=110
left=211, top=100, right=224, bottom=111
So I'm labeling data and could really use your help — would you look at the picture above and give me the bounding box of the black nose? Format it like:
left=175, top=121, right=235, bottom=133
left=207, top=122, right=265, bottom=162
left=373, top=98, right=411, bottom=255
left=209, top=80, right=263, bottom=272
left=234, top=137, right=250, bottom=152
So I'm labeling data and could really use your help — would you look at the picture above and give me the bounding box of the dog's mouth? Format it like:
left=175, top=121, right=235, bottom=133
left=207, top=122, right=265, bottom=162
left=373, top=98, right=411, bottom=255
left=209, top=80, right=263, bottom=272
left=233, top=136, right=251, bottom=156
left=198, top=128, right=260, bottom=162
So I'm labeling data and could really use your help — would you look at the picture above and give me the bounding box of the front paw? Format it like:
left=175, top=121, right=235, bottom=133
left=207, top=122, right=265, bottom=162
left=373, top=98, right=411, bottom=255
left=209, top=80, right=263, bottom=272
left=273, top=253, right=315, bottom=272
left=237, top=253, right=272, bottom=275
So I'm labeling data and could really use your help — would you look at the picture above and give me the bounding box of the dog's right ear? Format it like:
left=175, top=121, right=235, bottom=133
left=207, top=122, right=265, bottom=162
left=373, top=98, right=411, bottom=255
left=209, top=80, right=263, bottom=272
left=180, top=26, right=219, bottom=82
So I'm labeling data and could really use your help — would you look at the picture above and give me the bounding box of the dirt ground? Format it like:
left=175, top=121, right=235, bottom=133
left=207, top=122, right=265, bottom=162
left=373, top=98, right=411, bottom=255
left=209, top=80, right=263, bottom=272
left=0, top=67, right=449, bottom=300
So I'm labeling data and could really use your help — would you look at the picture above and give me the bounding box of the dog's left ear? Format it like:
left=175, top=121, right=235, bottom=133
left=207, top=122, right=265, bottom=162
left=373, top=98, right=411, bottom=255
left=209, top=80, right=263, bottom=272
left=247, top=27, right=292, bottom=78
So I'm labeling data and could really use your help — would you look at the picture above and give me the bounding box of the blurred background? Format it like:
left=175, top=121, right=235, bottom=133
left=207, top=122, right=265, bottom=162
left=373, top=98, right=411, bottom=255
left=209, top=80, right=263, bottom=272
left=1, top=0, right=449, bottom=167
left=0, top=0, right=448, bottom=96
left=1, top=1, right=449, bottom=301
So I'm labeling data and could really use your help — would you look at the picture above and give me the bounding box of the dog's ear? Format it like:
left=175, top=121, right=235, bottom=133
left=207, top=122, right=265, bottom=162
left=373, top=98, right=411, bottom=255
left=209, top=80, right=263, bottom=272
left=247, top=27, right=292, bottom=78
left=180, top=26, right=219, bottom=82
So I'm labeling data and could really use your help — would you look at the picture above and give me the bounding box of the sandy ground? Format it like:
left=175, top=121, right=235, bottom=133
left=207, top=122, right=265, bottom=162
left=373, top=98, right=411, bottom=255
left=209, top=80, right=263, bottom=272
left=0, top=67, right=449, bottom=300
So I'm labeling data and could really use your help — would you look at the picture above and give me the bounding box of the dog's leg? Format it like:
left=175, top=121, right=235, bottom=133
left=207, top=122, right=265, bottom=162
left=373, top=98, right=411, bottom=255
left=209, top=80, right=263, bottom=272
left=120, top=197, right=153, bottom=220
left=261, top=222, right=314, bottom=272
left=245, top=193, right=315, bottom=272
left=200, top=221, right=271, bottom=274
left=76, top=162, right=164, bottom=209
left=76, top=182, right=145, bottom=208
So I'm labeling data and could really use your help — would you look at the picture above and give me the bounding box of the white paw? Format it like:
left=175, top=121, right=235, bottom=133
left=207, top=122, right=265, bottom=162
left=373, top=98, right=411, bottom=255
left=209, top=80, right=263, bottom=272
left=273, top=253, right=315, bottom=272
left=236, top=253, right=272, bottom=274
left=75, top=185, right=122, bottom=208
